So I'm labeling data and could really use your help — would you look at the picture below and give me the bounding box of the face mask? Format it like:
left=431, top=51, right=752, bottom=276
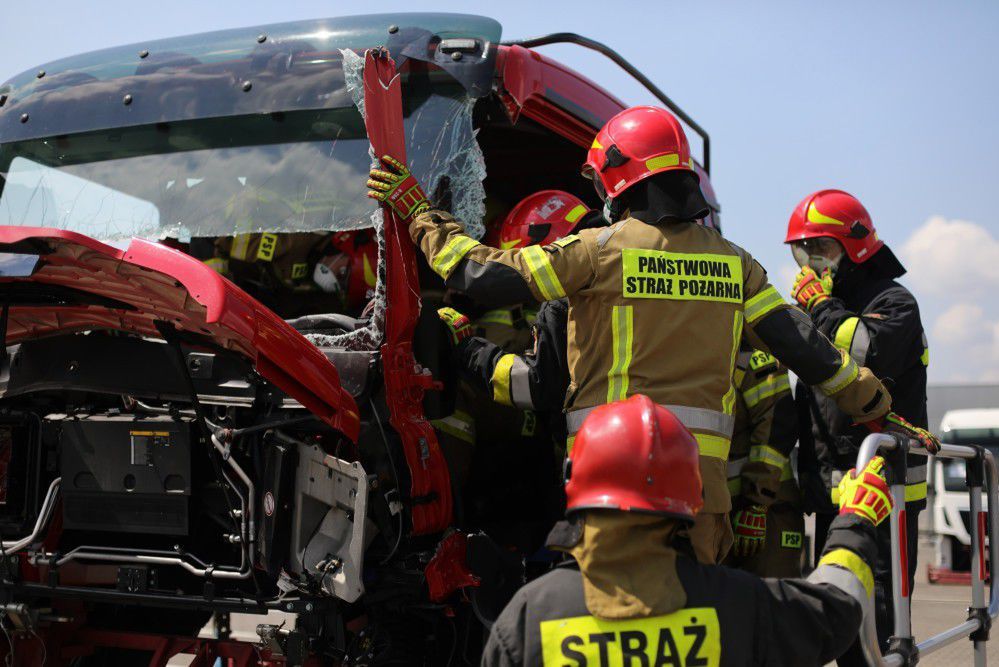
left=791, top=238, right=844, bottom=275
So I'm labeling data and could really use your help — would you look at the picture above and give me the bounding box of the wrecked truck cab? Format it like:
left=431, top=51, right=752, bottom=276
left=0, top=13, right=714, bottom=664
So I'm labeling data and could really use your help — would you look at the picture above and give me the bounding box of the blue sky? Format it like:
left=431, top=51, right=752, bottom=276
left=2, top=1, right=997, bottom=382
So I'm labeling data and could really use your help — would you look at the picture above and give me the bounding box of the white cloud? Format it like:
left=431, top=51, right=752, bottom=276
left=900, top=216, right=999, bottom=297
left=933, top=303, right=988, bottom=346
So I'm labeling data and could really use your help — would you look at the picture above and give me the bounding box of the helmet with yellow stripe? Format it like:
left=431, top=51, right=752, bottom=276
left=581, top=105, right=696, bottom=202
left=785, top=189, right=883, bottom=265
left=488, top=190, right=599, bottom=249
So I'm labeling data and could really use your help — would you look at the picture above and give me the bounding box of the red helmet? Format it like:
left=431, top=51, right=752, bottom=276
left=315, top=231, right=378, bottom=309
left=488, top=190, right=592, bottom=249
left=582, top=106, right=695, bottom=201
left=785, top=189, right=883, bottom=264
left=565, top=395, right=703, bottom=522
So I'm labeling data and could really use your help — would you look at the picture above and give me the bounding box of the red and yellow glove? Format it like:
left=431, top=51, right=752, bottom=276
left=791, top=267, right=833, bottom=311
left=732, top=505, right=767, bottom=557
left=437, top=307, right=472, bottom=346
left=880, top=411, right=941, bottom=454
left=367, top=155, right=430, bottom=223
left=838, top=456, right=893, bottom=525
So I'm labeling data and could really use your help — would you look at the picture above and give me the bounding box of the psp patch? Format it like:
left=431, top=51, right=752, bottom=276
left=622, top=249, right=742, bottom=303
left=781, top=531, right=803, bottom=549
left=540, top=607, right=720, bottom=666
left=749, top=350, right=777, bottom=372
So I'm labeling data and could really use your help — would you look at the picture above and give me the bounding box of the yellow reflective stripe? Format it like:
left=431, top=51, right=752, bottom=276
left=744, top=285, right=785, bottom=323
left=818, top=548, right=874, bottom=597
left=204, top=258, right=229, bottom=274
left=432, top=410, right=475, bottom=444
left=645, top=153, right=681, bottom=171
left=749, top=444, right=788, bottom=469
left=833, top=317, right=861, bottom=352
left=831, top=487, right=840, bottom=505
left=552, top=234, right=581, bottom=248
left=921, top=347, right=930, bottom=366
left=564, top=205, right=587, bottom=224
left=522, top=246, right=566, bottom=300
left=606, top=306, right=634, bottom=402
left=230, top=233, right=251, bottom=260
left=721, top=312, right=744, bottom=416
left=742, top=374, right=791, bottom=408
left=490, top=354, right=517, bottom=407
left=807, top=202, right=846, bottom=226
left=431, top=235, right=480, bottom=279
left=780, top=461, right=794, bottom=482
left=819, top=352, right=860, bottom=395
left=695, top=433, right=731, bottom=460
left=566, top=434, right=576, bottom=453
left=905, top=481, right=928, bottom=502
left=477, top=309, right=515, bottom=326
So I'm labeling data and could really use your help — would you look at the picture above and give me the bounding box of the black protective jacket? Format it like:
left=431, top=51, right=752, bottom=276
left=483, top=514, right=877, bottom=667
left=796, top=260, right=929, bottom=514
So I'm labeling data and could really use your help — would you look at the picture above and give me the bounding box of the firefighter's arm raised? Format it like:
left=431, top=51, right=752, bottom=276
left=736, top=251, right=891, bottom=425
left=755, top=457, right=888, bottom=664
left=738, top=355, right=797, bottom=508
left=409, top=209, right=596, bottom=307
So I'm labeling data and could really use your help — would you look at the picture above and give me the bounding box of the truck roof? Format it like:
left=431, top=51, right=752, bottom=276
left=940, top=408, right=999, bottom=431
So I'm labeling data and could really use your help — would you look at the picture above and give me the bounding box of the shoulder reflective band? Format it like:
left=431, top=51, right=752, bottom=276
left=818, top=352, right=860, bottom=396
left=742, top=374, right=791, bottom=409
left=743, top=285, right=785, bottom=323
left=606, top=305, right=634, bottom=403
left=814, top=548, right=874, bottom=598
left=540, top=608, right=721, bottom=667
left=833, top=317, right=871, bottom=364
left=522, top=246, right=567, bottom=300
left=432, top=410, right=475, bottom=444
left=565, top=206, right=588, bottom=224
left=230, top=233, right=252, bottom=261
left=695, top=433, right=731, bottom=460
left=490, top=354, right=534, bottom=410
left=622, top=249, right=743, bottom=302
left=256, top=233, right=278, bottom=262
left=431, top=235, right=480, bottom=279
left=477, top=309, right=515, bottom=327
left=553, top=234, right=581, bottom=248
left=749, top=445, right=788, bottom=470
left=566, top=404, right=734, bottom=438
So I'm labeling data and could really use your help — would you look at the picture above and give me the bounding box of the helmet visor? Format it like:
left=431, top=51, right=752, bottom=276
left=790, top=237, right=844, bottom=274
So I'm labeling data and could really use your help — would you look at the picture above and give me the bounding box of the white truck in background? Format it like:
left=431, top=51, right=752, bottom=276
left=929, top=408, right=999, bottom=582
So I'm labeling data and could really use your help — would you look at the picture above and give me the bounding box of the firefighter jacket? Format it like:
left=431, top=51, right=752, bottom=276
left=796, top=270, right=929, bottom=512
left=728, top=348, right=799, bottom=509
left=411, top=211, right=891, bottom=514
left=210, top=232, right=330, bottom=286
left=483, top=512, right=878, bottom=666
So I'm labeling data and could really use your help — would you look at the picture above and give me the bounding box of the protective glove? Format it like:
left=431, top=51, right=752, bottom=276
left=838, top=455, right=893, bottom=525
left=437, top=307, right=472, bottom=346
left=732, top=504, right=767, bottom=557
left=366, top=155, right=430, bottom=223
left=791, top=267, right=833, bottom=311
left=882, top=411, right=941, bottom=454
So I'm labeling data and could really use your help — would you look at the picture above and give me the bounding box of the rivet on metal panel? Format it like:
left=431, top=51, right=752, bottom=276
left=139, top=50, right=149, bottom=59
left=19, top=113, right=29, bottom=124
left=257, top=34, right=267, bottom=44
left=123, top=94, right=133, bottom=106
left=242, top=81, right=253, bottom=92
left=36, top=70, right=45, bottom=79
left=451, top=52, right=463, bottom=62
left=388, top=25, right=399, bottom=34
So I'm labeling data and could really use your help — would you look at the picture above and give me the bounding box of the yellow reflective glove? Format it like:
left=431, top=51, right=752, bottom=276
left=838, top=455, right=893, bottom=525
left=791, top=267, right=833, bottom=311
left=732, top=504, right=767, bottom=557
left=884, top=411, right=941, bottom=455
left=366, top=154, right=430, bottom=223
left=437, top=307, right=472, bottom=346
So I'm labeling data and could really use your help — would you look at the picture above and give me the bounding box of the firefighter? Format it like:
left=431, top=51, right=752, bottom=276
left=726, top=347, right=803, bottom=577
left=367, top=105, right=938, bottom=564
left=482, top=394, right=892, bottom=666
left=785, top=189, right=935, bottom=654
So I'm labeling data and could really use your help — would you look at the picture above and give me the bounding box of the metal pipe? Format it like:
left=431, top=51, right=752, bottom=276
left=213, top=433, right=255, bottom=549
left=1, top=478, right=60, bottom=552
left=969, top=477, right=987, bottom=666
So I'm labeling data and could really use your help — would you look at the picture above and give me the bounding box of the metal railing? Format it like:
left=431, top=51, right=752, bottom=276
left=852, top=433, right=997, bottom=666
